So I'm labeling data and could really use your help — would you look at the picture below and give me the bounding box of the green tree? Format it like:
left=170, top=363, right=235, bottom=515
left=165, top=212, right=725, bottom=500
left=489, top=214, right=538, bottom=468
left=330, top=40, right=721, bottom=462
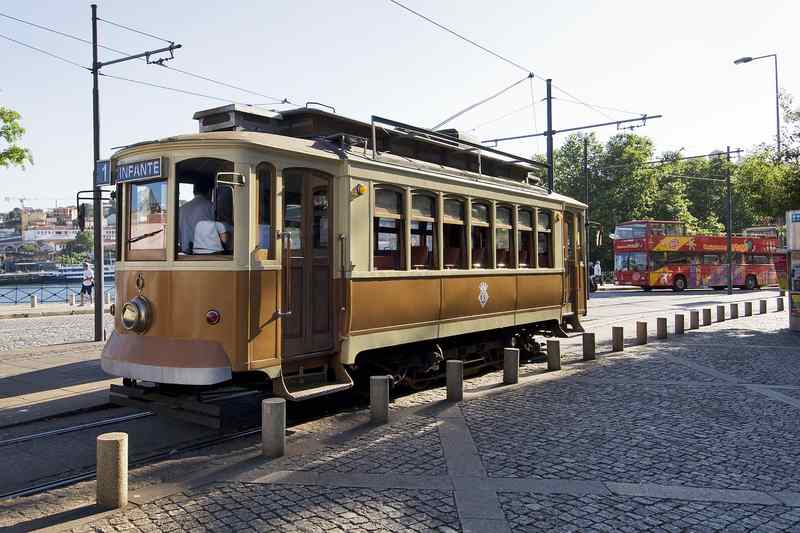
left=0, top=106, right=33, bottom=169
left=64, top=230, right=94, bottom=255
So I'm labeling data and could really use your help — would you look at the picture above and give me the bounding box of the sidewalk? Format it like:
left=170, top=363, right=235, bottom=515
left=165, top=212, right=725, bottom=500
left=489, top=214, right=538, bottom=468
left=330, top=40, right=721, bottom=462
left=3, top=305, right=797, bottom=532
left=0, top=302, right=111, bottom=320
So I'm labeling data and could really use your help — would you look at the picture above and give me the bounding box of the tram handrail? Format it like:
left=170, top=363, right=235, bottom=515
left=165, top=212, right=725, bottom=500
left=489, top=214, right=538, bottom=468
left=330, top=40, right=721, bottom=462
left=278, top=232, right=292, bottom=318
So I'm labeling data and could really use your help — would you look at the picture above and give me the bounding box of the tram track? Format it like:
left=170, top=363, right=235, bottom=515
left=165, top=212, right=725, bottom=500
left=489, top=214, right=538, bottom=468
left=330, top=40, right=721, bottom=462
left=0, top=411, right=153, bottom=448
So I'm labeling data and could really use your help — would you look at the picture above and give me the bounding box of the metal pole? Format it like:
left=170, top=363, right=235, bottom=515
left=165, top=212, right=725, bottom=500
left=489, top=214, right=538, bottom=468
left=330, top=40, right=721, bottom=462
left=773, top=54, right=781, bottom=157
left=546, top=78, right=554, bottom=193
left=726, top=146, right=733, bottom=296
left=583, top=136, right=590, bottom=299
left=91, top=4, right=104, bottom=342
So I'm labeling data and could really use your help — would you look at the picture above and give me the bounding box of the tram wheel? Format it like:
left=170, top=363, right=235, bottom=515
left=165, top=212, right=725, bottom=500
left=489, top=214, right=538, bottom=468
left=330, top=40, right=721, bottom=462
left=642, top=286, right=653, bottom=292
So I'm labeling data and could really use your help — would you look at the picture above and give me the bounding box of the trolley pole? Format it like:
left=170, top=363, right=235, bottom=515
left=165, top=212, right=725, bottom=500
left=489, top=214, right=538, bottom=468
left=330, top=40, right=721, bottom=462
left=583, top=136, right=590, bottom=299
left=726, top=146, right=733, bottom=295
left=546, top=78, right=554, bottom=193
left=91, top=4, right=103, bottom=341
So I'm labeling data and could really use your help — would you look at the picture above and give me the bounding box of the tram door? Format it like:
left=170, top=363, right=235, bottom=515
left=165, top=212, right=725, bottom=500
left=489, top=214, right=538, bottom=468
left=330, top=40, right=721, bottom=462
left=563, top=212, right=578, bottom=312
left=281, top=168, right=334, bottom=358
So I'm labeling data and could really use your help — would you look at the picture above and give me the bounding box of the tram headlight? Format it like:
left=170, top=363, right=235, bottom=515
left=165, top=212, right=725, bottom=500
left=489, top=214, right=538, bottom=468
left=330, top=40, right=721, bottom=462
left=121, top=295, right=151, bottom=333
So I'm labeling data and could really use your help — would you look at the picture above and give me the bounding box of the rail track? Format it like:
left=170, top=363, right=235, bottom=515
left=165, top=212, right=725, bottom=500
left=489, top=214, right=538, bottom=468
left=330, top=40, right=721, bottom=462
left=0, top=411, right=153, bottom=448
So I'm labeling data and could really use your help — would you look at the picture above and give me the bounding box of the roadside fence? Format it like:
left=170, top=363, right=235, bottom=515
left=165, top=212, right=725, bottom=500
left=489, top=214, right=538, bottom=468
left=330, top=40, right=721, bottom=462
left=0, top=285, right=115, bottom=306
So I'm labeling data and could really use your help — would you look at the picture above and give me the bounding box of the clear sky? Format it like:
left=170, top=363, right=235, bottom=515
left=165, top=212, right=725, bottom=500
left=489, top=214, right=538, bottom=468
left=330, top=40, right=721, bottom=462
left=1, top=0, right=797, bottom=212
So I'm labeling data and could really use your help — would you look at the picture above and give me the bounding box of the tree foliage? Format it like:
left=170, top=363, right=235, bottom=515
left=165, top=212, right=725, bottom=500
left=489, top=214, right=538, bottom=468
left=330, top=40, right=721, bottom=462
left=552, top=96, right=800, bottom=268
left=0, top=106, right=33, bottom=169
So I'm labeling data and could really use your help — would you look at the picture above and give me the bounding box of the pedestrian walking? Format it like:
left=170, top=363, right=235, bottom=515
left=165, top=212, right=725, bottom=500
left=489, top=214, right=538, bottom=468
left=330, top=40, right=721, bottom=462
left=80, top=262, right=94, bottom=306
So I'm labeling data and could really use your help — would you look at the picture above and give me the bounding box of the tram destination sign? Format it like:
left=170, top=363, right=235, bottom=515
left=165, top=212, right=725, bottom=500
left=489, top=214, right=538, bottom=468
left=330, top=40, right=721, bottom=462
left=116, top=157, right=163, bottom=183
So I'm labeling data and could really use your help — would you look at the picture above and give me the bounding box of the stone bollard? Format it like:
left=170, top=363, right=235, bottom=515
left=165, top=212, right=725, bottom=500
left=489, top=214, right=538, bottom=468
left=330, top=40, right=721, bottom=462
left=745, top=301, right=753, bottom=316
left=690, top=310, right=700, bottom=330
left=582, top=333, right=596, bottom=361
left=446, top=360, right=464, bottom=402
left=759, top=299, right=767, bottom=314
left=657, top=317, right=667, bottom=339
left=675, top=314, right=685, bottom=335
left=503, top=347, right=520, bottom=385
left=104, top=291, right=112, bottom=305
left=96, top=432, right=128, bottom=509
left=30, top=295, right=37, bottom=308
left=702, top=308, right=712, bottom=326
left=636, top=321, right=648, bottom=345
left=716, top=305, right=725, bottom=322
left=777, top=297, right=785, bottom=312
left=730, top=303, right=739, bottom=319
left=262, top=398, right=286, bottom=458
left=546, top=340, right=561, bottom=371
left=370, top=376, right=390, bottom=424
left=612, top=327, right=624, bottom=352
left=70, top=293, right=77, bottom=306
left=780, top=289, right=786, bottom=297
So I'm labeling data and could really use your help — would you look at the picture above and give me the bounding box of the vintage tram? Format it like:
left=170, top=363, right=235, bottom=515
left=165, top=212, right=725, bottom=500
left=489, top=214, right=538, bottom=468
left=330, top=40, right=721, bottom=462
left=101, top=104, right=588, bottom=404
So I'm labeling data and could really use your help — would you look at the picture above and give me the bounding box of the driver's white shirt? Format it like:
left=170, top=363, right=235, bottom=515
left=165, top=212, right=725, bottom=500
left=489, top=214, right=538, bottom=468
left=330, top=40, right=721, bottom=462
left=192, top=221, right=226, bottom=254
left=178, top=195, right=214, bottom=252
left=594, top=263, right=602, bottom=277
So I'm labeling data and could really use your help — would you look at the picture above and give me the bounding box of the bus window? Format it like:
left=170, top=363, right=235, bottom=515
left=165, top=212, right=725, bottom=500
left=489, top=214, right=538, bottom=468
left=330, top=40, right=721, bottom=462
left=652, top=252, right=668, bottom=269
left=747, top=254, right=771, bottom=265
left=628, top=252, right=647, bottom=272
left=664, top=223, right=685, bottom=236
left=128, top=179, right=167, bottom=260
left=615, top=253, right=627, bottom=272
left=703, top=254, right=721, bottom=265
left=175, top=157, right=234, bottom=257
left=614, top=224, right=646, bottom=239
left=650, top=223, right=665, bottom=237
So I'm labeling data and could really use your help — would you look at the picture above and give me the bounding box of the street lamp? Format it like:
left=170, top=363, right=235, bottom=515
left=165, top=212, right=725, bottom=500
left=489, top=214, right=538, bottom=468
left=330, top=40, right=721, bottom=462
left=734, top=54, right=780, bottom=157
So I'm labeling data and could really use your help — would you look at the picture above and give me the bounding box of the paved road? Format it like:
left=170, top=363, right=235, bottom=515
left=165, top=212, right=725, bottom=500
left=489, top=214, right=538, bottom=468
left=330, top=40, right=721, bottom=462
left=0, top=292, right=795, bottom=531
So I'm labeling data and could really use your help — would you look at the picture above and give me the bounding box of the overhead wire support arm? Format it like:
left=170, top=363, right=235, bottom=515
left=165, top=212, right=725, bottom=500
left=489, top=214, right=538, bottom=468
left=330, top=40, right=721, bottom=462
left=97, top=43, right=181, bottom=68
left=482, top=114, right=664, bottom=145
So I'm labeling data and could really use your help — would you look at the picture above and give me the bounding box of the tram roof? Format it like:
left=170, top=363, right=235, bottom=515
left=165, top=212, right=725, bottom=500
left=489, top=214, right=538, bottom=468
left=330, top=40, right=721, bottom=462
left=113, top=130, right=586, bottom=209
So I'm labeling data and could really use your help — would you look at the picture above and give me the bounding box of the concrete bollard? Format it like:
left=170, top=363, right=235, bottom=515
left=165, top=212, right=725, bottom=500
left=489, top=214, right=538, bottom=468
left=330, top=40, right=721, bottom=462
left=690, top=310, right=700, bottom=330
left=675, top=314, right=685, bottom=335
left=636, top=321, right=648, bottom=345
left=96, top=432, right=128, bottom=509
left=30, top=295, right=37, bottom=308
left=702, top=308, right=712, bottom=326
left=262, top=398, right=286, bottom=458
left=777, top=297, right=785, bottom=312
left=546, top=340, right=561, bottom=371
left=582, top=333, right=596, bottom=361
left=69, top=293, right=77, bottom=306
left=745, top=301, right=753, bottom=316
left=716, top=305, right=725, bottom=322
left=503, top=347, right=520, bottom=385
left=759, top=299, right=767, bottom=314
left=657, top=317, right=667, bottom=339
left=446, top=360, right=464, bottom=402
left=370, top=376, right=390, bottom=424
left=730, top=303, right=739, bottom=319
left=780, top=289, right=786, bottom=297
left=104, top=291, right=112, bottom=305
left=612, top=327, right=624, bottom=352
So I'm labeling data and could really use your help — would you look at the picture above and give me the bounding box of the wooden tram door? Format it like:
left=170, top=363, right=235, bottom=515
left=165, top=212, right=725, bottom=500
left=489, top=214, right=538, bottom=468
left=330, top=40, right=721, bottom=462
left=281, top=168, right=334, bottom=358
left=562, top=212, right=578, bottom=313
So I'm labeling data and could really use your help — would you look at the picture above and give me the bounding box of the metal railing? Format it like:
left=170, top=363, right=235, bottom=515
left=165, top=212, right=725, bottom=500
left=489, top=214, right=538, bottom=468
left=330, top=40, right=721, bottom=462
left=0, top=285, right=115, bottom=305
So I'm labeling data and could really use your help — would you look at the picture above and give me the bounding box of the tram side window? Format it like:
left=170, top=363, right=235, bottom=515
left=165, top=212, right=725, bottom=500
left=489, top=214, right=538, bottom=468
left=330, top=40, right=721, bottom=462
left=495, top=205, right=512, bottom=268
left=176, top=157, right=234, bottom=257
left=443, top=198, right=466, bottom=269
left=517, top=209, right=534, bottom=268
left=537, top=210, right=553, bottom=268
left=373, top=188, right=404, bottom=270
left=471, top=202, right=491, bottom=268
left=128, top=180, right=167, bottom=260
left=411, top=193, right=436, bottom=269
left=256, top=162, right=274, bottom=258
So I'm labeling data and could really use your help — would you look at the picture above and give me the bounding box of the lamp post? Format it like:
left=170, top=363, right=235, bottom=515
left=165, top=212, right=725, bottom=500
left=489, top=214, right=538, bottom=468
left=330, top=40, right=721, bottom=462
left=734, top=54, right=780, bottom=157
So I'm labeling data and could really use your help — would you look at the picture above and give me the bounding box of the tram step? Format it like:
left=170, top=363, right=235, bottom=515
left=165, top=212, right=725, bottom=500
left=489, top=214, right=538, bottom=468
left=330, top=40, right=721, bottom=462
left=275, top=360, right=354, bottom=401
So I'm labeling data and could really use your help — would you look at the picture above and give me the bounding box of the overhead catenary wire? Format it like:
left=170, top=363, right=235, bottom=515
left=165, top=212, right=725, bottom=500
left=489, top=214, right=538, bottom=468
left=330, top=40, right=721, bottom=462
left=96, top=16, right=174, bottom=45
left=0, top=32, right=89, bottom=70
left=0, top=10, right=293, bottom=104
left=431, top=74, right=532, bottom=130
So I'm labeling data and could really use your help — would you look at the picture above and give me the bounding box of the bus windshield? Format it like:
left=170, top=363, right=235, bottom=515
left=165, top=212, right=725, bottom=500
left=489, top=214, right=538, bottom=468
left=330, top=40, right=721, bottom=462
left=615, top=252, right=648, bottom=272
left=615, top=224, right=646, bottom=239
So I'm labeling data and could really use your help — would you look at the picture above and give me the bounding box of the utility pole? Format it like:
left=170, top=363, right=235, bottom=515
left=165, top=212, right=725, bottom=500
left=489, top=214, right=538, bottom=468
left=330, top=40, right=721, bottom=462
left=546, top=79, right=554, bottom=193
left=89, top=4, right=180, bottom=341
left=726, top=146, right=733, bottom=295
left=583, top=136, right=590, bottom=298
left=91, top=4, right=103, bottom=342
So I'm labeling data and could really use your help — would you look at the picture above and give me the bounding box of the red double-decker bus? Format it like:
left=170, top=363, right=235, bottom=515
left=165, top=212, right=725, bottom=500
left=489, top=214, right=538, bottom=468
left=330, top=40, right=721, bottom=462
left=612, top=220, right=779, bottom=291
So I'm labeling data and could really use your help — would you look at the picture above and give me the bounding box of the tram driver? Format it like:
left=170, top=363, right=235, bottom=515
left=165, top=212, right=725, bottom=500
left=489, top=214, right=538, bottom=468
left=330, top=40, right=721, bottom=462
left=178, top=178, right=214, bottom=254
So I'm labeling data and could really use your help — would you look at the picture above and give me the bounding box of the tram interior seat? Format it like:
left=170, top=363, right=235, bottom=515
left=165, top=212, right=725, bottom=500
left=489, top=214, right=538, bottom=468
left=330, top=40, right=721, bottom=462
left=374, top=255, right=399, bottom=270
left=444, top=247, right=461, bottom=269
left=411, top=245, right=429, bottom=269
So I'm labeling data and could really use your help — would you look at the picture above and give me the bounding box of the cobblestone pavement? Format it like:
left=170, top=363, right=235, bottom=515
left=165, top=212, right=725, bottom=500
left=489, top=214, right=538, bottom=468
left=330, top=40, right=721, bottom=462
left=0, top=313, right=113, bottom=352
left=3, top=296, right=799, bottom=532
